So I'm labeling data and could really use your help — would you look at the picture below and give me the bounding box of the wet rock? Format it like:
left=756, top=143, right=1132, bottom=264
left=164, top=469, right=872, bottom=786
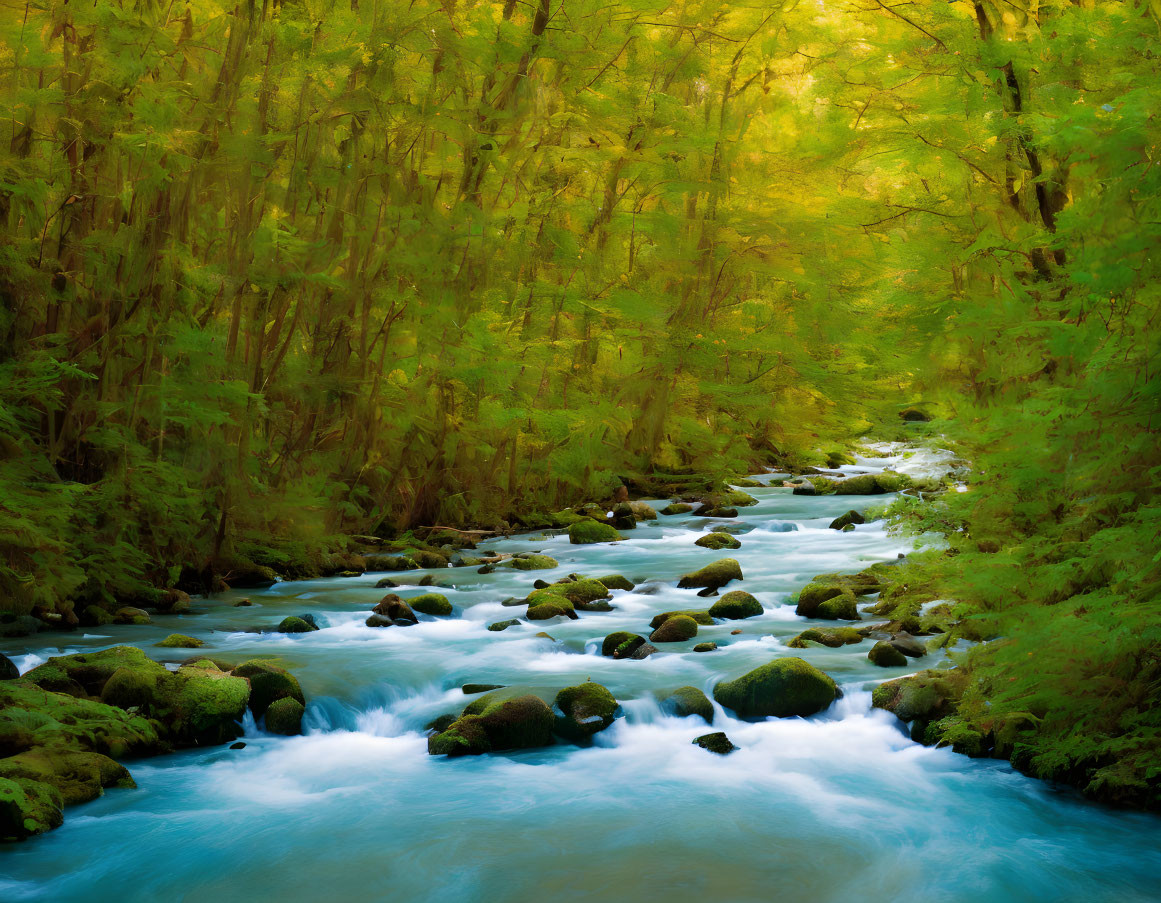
left=648, top=610, right=714, bottom=629
left=298, top=614, right=319, bottom=629
left=232, top=598, right=253, bottom=607
left=611, top=502, right=637, bottom=531
left=365, top=614, right=394, bottom=628
left=786, top=627, right=864, bottom=649
left=277, top=616, right=318, bottom=634
left=568, top=520, right=624, bottom=544
left=155, top=634, right=203, bottom=649
left=426, top=714, right=457, bottom=733
left=663, top=686, right=713, bottom=724
left=410, top=550, right=449, bottom=569
left=1, top=653, right=19, bottom=680
left=80, top=606, right=114, bottom=627
left=693, top=732, right=737, bottom=755
left=834, top=473, right=910, bottom=495
left=629, top=501, right=658, bottom=521
left=554, top=682, right=620, bottom=741
left=695, top=532, right=741, bottom=550
left=677, top=559, right=743, bottom=591
left=791, top=482, right=816, bottom=496
left=700, top=507, right=738, bottom=518
left=265, top=697, right=304, bottom=735
left=795, top=571, right=880, bottom=619
left=229, top=742, right=246, bottom=750
left=826, top=451, right=856, bottom=468
left=427, top=695, right=555, bottom=756
left=409, top=593, right=453, bottom=616
left=371, top=594, right=418, bottom=625
left=693, top=642, right=718, bottom=653
left=602, top=632, right=645, bottom=658
left=890, top=633, right=927, bottom=658
left=526, top=597, right=577, bottom=620
left=650, top=615, right=699, bottom=643
left=374, top=577, right=399, bottom=588
left=232, top=661, right=304, bottom=718
left=871, top=669, right=966, bottom=724
left=868, top=641, right=909, bottom=667
left=222, top=563, right=280, bottom=588
left=708, top=591, right=762, bottom=620
left=0, top=777, right=63, bottom=841
left=597, top=575, right=635, bottom=591
left=713, top=657, right=838, bottom=718
left=114, top=607, right=151, bottom=626
left=25, top=646, right=157, bottom=699
left=829, top=510, right=866, bottom=530
left=503, top=553, right=559, bottom=571
left=487, top=619, right=520, bottom=632
left=660, top=503, right=694, bottom=516
left=463, top=684, right=505, bottom=694
left=629, top=643, right=657, bottom=660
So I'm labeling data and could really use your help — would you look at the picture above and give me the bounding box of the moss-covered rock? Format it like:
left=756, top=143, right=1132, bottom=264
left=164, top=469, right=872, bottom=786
left=82, top=605, right=114, bottom=627
left=829, top=510, right=866, bottom=530
left=695, top=532, right=742, bottom=550
left=871, top=669, right=967, bottom=724
left=722, top=490, right=758, bottom=508
left=663, top=686, right=714, bottom=724
left=367, top=555, right=419, bottom=571
left=0, top=678, right=163, bottom=760
left=0, top=748, right=133, bottom=807
left=700, top=506, right=739, bottom=518
left=629, top=501, right=658, bottom=521
left=602, top=632, right=644, bottom=658
left=815, top=591, right=859, bottom=620
left=713, top=657, right=837, bottom=718
left=693, top=642, right=718, bottom=652
left=100, top=665, right=166, bottom=711
left=277, top=616, right=318, bottom=634
left=568, top=520, right=624, bottom=544
left=795, top=571, right=880, bottom=618
left=660, top=503, right=694, bottom=515
left=648, top=609, right=714, bottom=629
left=868, top=641, right=908, bottom=667
left=677, top=558, right=743, bottom=591
left=161, top=664, right=251, bottom=745
left=650, top=614, right=699, bottom=643
left=0, top=777, right=63, bottom=841
left=114, top=607, right=151, bottom=625
left=597, top=574, right=635, bottom=591
left=232, top=661, right=304, bottom=718
left=554, top=682, right=620, bottom=741
left=825, top=451, right=857, bottom=468
left=409, top=593, right=453, bottom=616
left=427, top=695, right=555, bottom=756
left=551, top=578, right=612, bottom=604
left=834, top=473, right=910, bottom=495
left=155, top=634, right=204, bottom=649
left=487, top=619, right=520, bottom=632
left=503, top=554, right=559, bottom=571
left=786, top=627, right=864, bottom=649
left=693, top=732, right=737, bottom=755
left=708, top=591, right=762, bottom=620
left=411, top=550, right=449, bottom=569
left=526, top=597, right=577, bottom=620
left=26, top=646, right=160, bottom=698
left=264, top=697, right=305, bottom=736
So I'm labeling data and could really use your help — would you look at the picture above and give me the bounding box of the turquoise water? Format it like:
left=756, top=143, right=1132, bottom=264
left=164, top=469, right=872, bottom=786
left=2, top=445, right=1160, bottom=902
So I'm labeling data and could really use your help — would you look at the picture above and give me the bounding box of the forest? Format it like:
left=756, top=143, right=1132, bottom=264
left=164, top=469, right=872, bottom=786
left=0, top=0, right=1159, bottom=879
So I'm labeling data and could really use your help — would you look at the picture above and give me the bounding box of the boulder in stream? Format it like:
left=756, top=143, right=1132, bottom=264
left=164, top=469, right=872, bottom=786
left=708, top=591, right=762, bottom=620
left=371, top=594, right=418, bottom=625
left=554, top=682, right=620, bottom=742
left=786, top=627, right=864, bottom=648
left=650, top=615, right=699, bottom=643
left=677, top=559, right=743, bottom=591
left=427, top=694, right=555, bottom=757
left=568, top=520, right=623, bottom=544
left=660, top=503, right=695, bottom=515
left=487, top=619, right=520, bottom=632
left=713, top=657, right=837, bottom=718
left=868, top=641, right=909, bottom=667
left=597, top=574, right=635, bottom=591
left=693, top=732, right=737, bottom=755
left=232, top=661, right=304, bottom=718
left=695, top=532, right=742, bottom=550
left=602, top=632, right=645, bottom=658
left=829, top=510, right=866, bottom=530
left=155, top=634, right=204, bottom=649
left=264, top=697, right=305, bottom=736
left=409, top=593, right=453, bottom=616
left=648, top=610, right=713, bottom=629
left=663, top=686, right=714, bottom=724
left=502, top=553, right=559, bottom=571
left=277, top=616, right=318, bottom=634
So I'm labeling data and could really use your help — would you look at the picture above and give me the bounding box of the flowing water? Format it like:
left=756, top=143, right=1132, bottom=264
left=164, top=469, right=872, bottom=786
left=2, top=445, right=1160, bottom=902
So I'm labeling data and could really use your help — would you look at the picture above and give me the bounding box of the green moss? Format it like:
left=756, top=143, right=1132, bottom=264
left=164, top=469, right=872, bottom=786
left=693, top=642, right=718, bottom=652
left=816, top=592, right=859, bottom=620
left=409, top=593, right=453, bottom=616
left=0, top=777, right=63, bottom=841
left=650, top=614, right=699, bottom=643
left=554, top=682, right=619, bottom=741
left=709, top=591, right=762, bottom=620
left=487, top=619, right=520, bottom=632
left=597, top=574, right=635, bottom=591
left=526, top=596, right=576, bottom=620
left=503, top=554, right=559, bottom=571
left=265, top=697, right=305, bottom=736
left=648, top=610, right=713, bottom=629
left=787, top=627, right=864, bottom=648
left=660, top=503, right=694, bottom=515
left=276, top=617, right=318, bottom=631
left=0, top=748, right=133, bottom=806
left=155, top=634, right=204, bottom=649
left=868, top=641, right=908, bottom=667
left=231, top=661, right=304, bottom=717
left=567, top=520, right=623, bottom=544
left=159, top=665, right=251, bottom=746
left=83, top=605, right=114, bottom=626
left=871, top=669, right=967, bottom=723
left=693, top=732, right=737, bottom=755
left=25, top=645, right=159, bottom=698
left=722, top=490, right=758, bottom=507
left=428, top=695, right=554, bottom=756
left=713, top=657, right=837, bottom=718
left=677, top=558, right=743, bottom=590
left=602, top=631, right=642, bottom=657
left=664, top=686, right=714, bottom=724
left=695, top=532, right=742, bottom=550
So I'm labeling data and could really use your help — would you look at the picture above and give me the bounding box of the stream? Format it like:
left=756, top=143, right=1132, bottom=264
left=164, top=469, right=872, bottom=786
left=2, top=444, right=1160, bottom=902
